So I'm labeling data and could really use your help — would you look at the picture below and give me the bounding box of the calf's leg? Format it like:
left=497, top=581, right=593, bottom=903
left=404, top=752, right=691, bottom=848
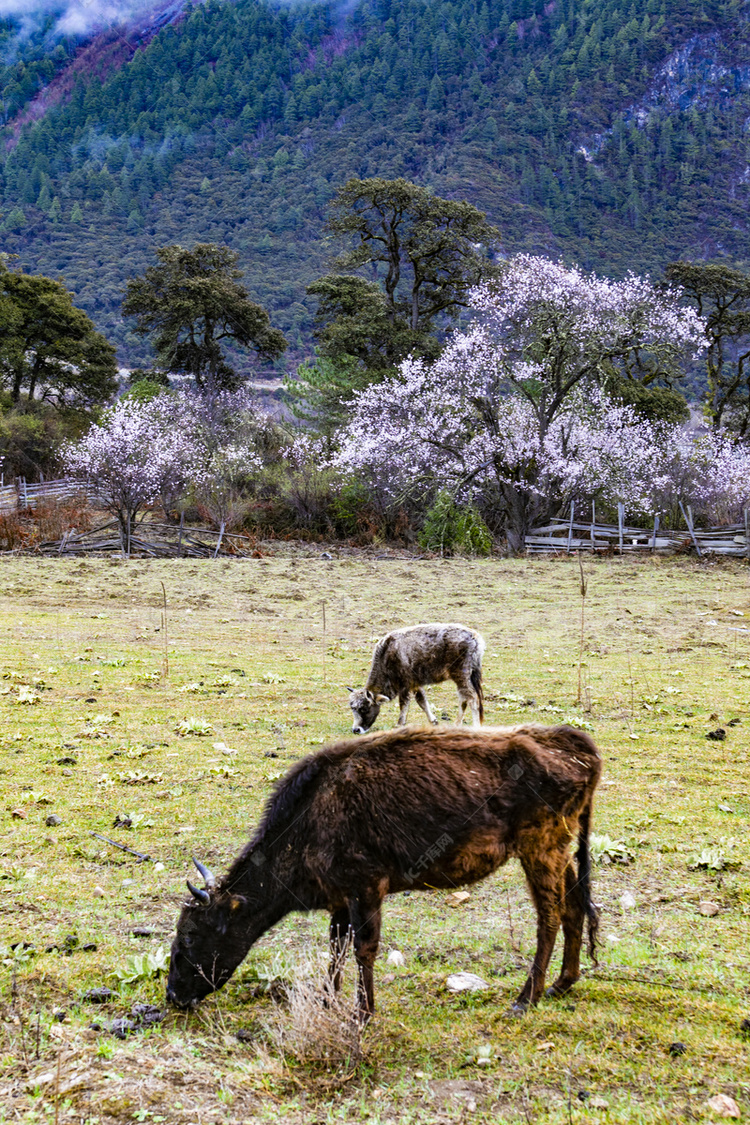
left=414, top=687, right=438, bottom=725
left=397, top=691, right=411, bottom=725
left=454, top=675, right=481, bottom=728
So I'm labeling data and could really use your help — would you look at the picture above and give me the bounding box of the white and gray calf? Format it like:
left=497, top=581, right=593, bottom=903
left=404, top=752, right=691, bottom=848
left=348, top=623, right=485, bottom=733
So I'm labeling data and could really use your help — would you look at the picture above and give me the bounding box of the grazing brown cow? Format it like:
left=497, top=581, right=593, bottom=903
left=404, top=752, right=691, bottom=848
left=167, top=724, right=601, bottom=1022
left=348, top=622, right=485, bottom=733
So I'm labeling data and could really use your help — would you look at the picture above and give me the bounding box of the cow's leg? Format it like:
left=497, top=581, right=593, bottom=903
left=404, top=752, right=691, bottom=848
left=546, top=861, right=585, bottom=998
left=397, top=691, right=411, bottom=725
left=414, top=687, right=438, bottom=725
left=347, top=889, right=384, bottom=1023
left=328, top=907, right=352, bottom=994
left=511, top=850, right=565, bottom=1014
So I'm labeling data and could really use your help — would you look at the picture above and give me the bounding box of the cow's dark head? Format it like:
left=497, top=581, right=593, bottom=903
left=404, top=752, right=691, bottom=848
left=348, top=688, right=389, bottom=734
left=166, top=859, right=249, bottom=1009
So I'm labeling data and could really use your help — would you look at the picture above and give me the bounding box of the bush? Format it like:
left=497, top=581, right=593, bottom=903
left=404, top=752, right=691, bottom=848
left=0, top=403, right=84, bottom=480
left=0, top=498, right=95, bottom=551
left=419, top=491, right=493, bottom=556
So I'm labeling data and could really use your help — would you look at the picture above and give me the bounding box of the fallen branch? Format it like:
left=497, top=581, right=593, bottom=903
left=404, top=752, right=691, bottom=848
left=90, top=832, right=151, bottom=862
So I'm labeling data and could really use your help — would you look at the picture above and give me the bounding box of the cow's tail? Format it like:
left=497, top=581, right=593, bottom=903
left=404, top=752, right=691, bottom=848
left=576, top=797, right=599, bottom=965
left=470, top=665, right=484, bottom=723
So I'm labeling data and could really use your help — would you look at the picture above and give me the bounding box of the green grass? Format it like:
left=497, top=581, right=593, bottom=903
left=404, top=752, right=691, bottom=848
left=1, top=553, right=749, bottom=1123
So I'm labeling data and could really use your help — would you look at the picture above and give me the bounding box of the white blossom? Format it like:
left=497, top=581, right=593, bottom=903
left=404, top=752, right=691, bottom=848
left=335, top=256, right=711, bottom=550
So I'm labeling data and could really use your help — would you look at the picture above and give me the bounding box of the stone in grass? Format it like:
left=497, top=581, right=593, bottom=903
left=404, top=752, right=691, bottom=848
left=706, top=1093, right=741, bottom=1118
left=446, top=972, right=489, bottom=993
left=699, top=901, right=721, bottom=917
left=668, top=1042, right=687, bottom=1057
left=619, top=891, right=636, bottom=909
left=45, top=814, right=63, bottom=827
left=386, top=950, right=406, bottom=967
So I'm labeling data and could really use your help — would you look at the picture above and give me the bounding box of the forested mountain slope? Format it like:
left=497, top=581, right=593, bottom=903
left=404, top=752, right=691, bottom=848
left=1, top=0, right=748, bottom=371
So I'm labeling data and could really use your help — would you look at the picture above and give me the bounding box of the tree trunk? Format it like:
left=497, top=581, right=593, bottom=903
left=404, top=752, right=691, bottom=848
left=500, top=481, right=545, bottom=557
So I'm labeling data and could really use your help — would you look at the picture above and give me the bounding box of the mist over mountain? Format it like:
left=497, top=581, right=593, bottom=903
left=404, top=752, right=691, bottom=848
left=1, top=0, right=749, bottom=374
left=0, top=0, right=184, bottom=40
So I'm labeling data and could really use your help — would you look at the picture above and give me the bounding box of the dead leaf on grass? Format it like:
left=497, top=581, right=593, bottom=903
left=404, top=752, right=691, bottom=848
left=447, top=891, right=471, bottom=907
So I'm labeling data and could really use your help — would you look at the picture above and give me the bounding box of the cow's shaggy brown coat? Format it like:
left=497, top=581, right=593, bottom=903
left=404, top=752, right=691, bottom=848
left=167, top=724, right=601, bottom=1021
left=348, top=622, right=485, bottom=732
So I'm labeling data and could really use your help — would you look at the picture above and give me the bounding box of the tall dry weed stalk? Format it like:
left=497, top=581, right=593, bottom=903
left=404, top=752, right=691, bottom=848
left=160, top=581, right=169, bottom=680
left=577, top=555, right=590, bottom=710
left=271, top=950, right=362, bottom=1069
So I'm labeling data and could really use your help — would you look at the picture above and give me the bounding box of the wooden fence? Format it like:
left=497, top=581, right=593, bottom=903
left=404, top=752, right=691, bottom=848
left=2, top=480, right=750, bottom=558
left=526, top=502, right=750, bottom=557
left=0, top=477, right=89, bottom=512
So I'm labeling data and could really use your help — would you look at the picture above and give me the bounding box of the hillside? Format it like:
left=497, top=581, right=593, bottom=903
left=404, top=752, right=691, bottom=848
left=1, top=0, right=749, bottom=372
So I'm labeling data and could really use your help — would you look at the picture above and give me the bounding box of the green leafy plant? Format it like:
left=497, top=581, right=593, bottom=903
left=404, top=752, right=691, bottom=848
left=0, top=942, right=36, bottom=967
left=590, top=833, right=635, bottom=866
left=16, top=686, right=40, bottom=705
left=688, top=844, right=741, bottom=872
left=112, top=945, right=170, bottom=984
left=419, top=492, right=492, bottom=557
left=175, top=717, right=213, bottom=736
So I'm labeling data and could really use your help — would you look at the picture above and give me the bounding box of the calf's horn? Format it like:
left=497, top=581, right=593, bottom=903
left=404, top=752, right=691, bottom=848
left=192, top=857, right=216, bottom=889
left=187, top=880, right=210, bottom=905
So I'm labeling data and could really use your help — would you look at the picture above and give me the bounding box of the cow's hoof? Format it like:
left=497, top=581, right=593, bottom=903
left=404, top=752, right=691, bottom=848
left=545, top=977, right=577, bottom=999
left=505, top=1002, right=529, bottom=1019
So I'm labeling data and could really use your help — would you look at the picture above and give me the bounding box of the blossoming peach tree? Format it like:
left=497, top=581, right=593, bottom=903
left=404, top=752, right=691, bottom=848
left=64, top=398, right=202, bottom=551
left=64, top=391, right=266, bottom=552
left=335, top=256, right=711, bottom=551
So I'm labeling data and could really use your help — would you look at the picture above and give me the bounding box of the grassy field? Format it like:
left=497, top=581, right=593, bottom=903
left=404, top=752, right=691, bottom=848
left=0, top=551, right=749, bottom=1124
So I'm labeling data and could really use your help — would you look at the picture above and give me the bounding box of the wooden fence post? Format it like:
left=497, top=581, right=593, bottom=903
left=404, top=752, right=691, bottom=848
left=745, top=507, right=749, bottom=560
left=651, top=514, right=660, bottom=552
left=590, top=500, right=596, bottom=549
left=679, top=500, right=701, bottom=558
left=617, top=502, right=624, bottom=552
left=566, top=501, right=575, bottom=554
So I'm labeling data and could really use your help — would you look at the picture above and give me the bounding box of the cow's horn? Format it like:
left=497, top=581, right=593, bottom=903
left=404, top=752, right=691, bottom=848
left=192, top=857, right=216, bottom=889
left=346, top=686, right=355, bottom=693
left=187, top=880, right=210, bottom=905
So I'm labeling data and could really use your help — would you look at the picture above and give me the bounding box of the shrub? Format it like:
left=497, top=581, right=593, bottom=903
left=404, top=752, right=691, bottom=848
left=419, top=491, right=493, bottom=556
